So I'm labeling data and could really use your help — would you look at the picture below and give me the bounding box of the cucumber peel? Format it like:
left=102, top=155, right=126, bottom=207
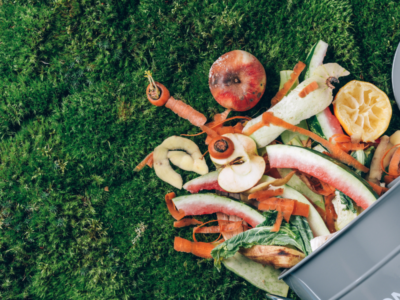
left=223, top=253, right=289, bottom=297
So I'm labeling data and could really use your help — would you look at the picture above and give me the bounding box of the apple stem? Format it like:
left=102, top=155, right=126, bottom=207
left=144, top=70, right=160, bottom=99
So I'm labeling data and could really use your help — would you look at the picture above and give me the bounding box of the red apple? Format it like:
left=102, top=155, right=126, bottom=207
left=209, top=50, right=266, bottom=112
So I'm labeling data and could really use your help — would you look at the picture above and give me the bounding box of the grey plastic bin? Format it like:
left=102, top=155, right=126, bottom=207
left=279, top=178, right=400, bottom=300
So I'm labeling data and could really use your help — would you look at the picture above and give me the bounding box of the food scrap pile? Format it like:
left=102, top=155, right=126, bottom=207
left=135, top=42, right=398, bottom=297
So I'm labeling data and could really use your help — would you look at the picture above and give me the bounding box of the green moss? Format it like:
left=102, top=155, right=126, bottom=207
left=0, top=0, right=397, bottom=299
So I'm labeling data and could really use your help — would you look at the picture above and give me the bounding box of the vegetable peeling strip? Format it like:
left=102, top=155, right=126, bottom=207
left=244, top=112, right=368, bottom=173
left=174, top=237, right=215, bottom=259
left=165, top=192, right=185, bottom=220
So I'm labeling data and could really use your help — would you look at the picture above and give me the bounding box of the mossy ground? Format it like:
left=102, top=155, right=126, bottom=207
left=0, top=0, right=399, bottom=299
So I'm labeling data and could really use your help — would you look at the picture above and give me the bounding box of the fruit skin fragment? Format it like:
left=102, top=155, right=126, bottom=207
left=183, top=171, right=226, bottom=194
left=266, top=144, right=377, bottom=210
left=153, top=136, right=208, bottom=189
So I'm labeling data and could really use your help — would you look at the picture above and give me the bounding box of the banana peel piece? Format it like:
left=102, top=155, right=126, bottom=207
left=153, top=136, right=208, bottom=189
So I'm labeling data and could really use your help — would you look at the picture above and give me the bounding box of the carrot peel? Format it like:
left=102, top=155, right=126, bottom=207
left=271, top=61, right=306, bottom=106
left=245, top=112, right=368, bottom=173
left=258, top=197, right=309, bottom=231
left=165, top=192, right=185, bottom=220
left=388, top=146, right=400, bottom=176
left=173, top=218, right=203, bottom=228
left=368, top=181, right=389, bottom=196
left=174, top=236, right=215, bottom=259
left=298, top=81, right=319, bottom=98
left=248, top=188, right=284, bottom=200
left=182, top=116, right=252, bottom=137
left=134, top=152, right=154, bottom=172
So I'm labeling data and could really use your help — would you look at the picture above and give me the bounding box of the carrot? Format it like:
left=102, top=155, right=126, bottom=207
left=193, top=220, right=223, bottom=243
left=220, top=221, right=245, bottom=233
left=205, top=109, right=231, bottom=144
left=259, top=197, right=304, bottom=221
left=330, top=134, right=351, bottom=144
left=146, top=153, right=154, bottom=168
left=233, top=122, right=244, bottom=133
left=244, top=121, right=264, bottom=136
left=174, top=236, right=192, bottom=253
left=258, top=197, right=281, bottom=211
left=200, top=125, right=235, bottom=159
left=165, top=96, right=207, bottom=127
left=271, top=61, right=306, bottom=106
left=174, top=218, right=203, bottom=228
left=367, top=181, right=389, bottom=196
left=388, top=147, right=400, bottom=176
left=281, top=199, right=295, bottom=223
left=271, top=211, right=284, bottom=232
left=324, top=193, right=337, bottom=234
left=145, top=70, right=170, bottom=106
left=244, top=112, right=368, bottom=173
left=194, top=226, right=220, bottom=234
left=134, top=152, right=154, bottom=172
left=329, top=133, right=367, bottom=153
left=200, top=125, right=219, bottom=139
left=298, top=81, right=319, bottom=98
left=165, top=192, right=185, bottom=221
left=293, top=201, right=310, bottom=218
left=216, top=126, right=235, bottom=135
left=248, top=188, right=284, bottom=200
left=384, top=175, right=396, bottom=185
left=206, top=109, right=231, bottom=129
left=380, top=143, right=400, bottom=177
left=258, top=197, right=309, bottom=232
left=145, top=71, right=208, bottom=127
left=193, top=219, right=247, bottom=237
left=174, top=236, right=215, bottom=259
left=182, top=116, right=252, bottom=137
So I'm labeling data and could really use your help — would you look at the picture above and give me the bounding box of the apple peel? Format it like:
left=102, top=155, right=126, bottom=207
left=153, top=136, right=209, bottom=189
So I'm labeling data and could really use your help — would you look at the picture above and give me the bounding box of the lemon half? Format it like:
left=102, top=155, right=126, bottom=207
left=333, top=80, right=392, bottom=142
